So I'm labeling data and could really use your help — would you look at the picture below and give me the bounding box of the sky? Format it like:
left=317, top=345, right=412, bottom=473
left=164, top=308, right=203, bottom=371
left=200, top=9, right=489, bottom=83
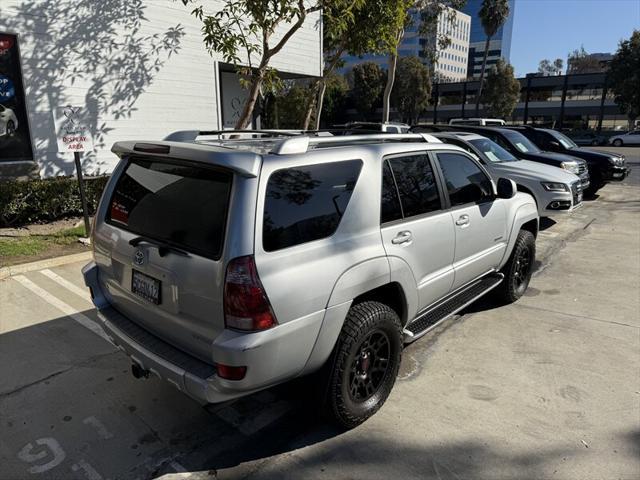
left=509, top=0, right=640, bottom=77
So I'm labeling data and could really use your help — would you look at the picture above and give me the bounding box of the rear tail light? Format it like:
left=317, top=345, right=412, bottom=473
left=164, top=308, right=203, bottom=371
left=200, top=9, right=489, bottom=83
left=216, top=364, right=247, bottom=380
left=224, top=255, right=277, bottom=331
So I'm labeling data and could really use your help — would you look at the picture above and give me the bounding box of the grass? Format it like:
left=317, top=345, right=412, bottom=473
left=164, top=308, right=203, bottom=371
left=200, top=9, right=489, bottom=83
left=0, top=225, right=87, bottom=259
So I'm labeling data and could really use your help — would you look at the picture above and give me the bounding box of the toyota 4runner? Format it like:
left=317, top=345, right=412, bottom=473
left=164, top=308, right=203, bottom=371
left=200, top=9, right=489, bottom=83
left=83, top=132, right=539, bottom=428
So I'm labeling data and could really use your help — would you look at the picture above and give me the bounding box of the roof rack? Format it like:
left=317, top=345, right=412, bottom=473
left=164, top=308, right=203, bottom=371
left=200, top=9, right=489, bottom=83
left=163, top=129, right=302, bottom=142
left=271, top=133, right=441, bottom=155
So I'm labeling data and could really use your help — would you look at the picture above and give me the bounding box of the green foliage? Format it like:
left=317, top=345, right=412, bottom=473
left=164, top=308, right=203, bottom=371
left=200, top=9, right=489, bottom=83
left=608, top=30, right=640, bottom=122
left=321, top=73, right=350, bottom=125
left=417, top=0, right=467, bottom=67
left=350, top=62, right=386, bottom=118
left=183, top=0, right=321, bottom=128
left=482, top=59, right=520, bottom=118
left=479, top=0, right=510, bottom=37
left=264, top=82, right=316, bottom=129
left=0, top=176, right=109, bottom=227
left=537, top=58, right=563, bottom=76
left=391, top=56, right=431, bottom=123
left=567, top=45, right=605, bottom=74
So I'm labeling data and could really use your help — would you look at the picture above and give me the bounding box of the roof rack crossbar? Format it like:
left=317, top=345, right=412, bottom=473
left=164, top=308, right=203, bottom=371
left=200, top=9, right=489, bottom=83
left=271, top=133, right=440, bottom=155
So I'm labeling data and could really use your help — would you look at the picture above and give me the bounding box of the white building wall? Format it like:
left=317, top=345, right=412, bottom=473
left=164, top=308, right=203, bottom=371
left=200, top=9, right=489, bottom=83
left=0, top=0, right=321, bottom=177
left=433, top=8, right=470, bottom=83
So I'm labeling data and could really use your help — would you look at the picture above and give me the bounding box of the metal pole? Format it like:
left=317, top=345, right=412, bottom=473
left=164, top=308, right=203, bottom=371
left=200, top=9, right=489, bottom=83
left=74, top=151, right=91, bottom=237
left=461, top=82, right=467, bottom=118
left=433, top=83, right=439, bottom=124
left=597, top=75, right=608, bottom=133
left=558, top=74, right=569, bottom=129
left=523, top=76, right=532, bottom=124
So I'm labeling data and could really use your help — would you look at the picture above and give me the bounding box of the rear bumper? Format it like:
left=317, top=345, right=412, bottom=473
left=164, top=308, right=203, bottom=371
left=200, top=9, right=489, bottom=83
left=82, top=261, right=324, bottom=404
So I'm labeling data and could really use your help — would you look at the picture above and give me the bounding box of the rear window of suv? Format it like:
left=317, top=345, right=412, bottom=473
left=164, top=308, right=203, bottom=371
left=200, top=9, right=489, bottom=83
left=107, top=157, right=232, bottom=260
left=263, top=160, right=362, bottom=251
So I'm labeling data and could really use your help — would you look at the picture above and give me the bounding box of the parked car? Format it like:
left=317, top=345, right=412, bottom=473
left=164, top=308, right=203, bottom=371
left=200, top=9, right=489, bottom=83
left=449, top=118, right=506, bottom=126
left=415, top=125, right=591, bottom=192
left=331, top=122, right=411, bottom=134
left=571, top=132, right=607, bottom=146
left=609, top=130, right=640, bottom=146
left=433, top=131, right=584, bottom=217
left=83, top=131, right=538, bottom=428
left=0, top=104, right=18, bottom=137
left=507, top=126, right=628, bottom=194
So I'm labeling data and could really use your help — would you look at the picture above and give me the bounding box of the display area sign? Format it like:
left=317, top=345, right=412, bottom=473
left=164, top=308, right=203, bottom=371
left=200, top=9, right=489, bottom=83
left=52, top=106, right=94, bottom=152
left=0, top=33, right=33, bottom=162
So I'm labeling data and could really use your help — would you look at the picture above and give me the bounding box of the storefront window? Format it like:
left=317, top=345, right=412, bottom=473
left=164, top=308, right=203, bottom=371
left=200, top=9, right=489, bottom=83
left=0, top=33, right=33, bottom=161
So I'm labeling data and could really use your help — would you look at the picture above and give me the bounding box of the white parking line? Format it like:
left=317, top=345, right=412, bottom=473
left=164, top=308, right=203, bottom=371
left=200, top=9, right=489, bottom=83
left=40, top=269, right=92, bottom=302
left=13, top=275, right=112, bottom=345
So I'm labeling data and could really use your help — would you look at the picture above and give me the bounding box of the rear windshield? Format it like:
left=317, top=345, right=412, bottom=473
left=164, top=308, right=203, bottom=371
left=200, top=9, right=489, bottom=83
left=107, top=157, right=232, bottom=260
left=263, top=160, right=362, bottom=251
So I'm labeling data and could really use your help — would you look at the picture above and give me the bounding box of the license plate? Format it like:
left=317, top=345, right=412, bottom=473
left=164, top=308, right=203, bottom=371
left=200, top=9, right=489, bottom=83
left=132, top=270, right=161, bottom=304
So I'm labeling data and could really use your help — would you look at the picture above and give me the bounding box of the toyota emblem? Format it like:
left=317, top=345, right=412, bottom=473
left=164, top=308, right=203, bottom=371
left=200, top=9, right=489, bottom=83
left=134, top=249, right=145, bottom=266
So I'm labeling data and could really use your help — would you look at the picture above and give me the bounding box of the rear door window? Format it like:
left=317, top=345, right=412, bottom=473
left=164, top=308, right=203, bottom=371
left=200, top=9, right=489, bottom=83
left=263, top=160, right=362, bottom=251
left=387, top=154, right=442, bottom=218
left=107, top=157, right=232, bottom=260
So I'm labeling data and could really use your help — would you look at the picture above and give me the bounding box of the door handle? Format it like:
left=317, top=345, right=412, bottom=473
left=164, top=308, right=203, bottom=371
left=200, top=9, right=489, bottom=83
left=455, top=214, right=470, bottom=226
left=391, top=231, right=413, bottom=245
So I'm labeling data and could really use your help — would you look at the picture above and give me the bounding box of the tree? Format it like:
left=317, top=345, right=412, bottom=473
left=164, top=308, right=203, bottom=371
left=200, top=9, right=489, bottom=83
left=350, top=62, right=386, bottom=118
left=567, top=45, right=605, bottom=74
left=391, top=56, right=431, bottom=124
left=182, top=0, right=321, bottom=129
left=537, top=58, right=563, bottom=76
left=303, top=0, right=406, bottom=129
left=321, top=73, right=350, bottom=126
left=474, top=0, right=510, bottom=116
left=608, top=30, right=640, bottom=128
left=381, top=0, right=466, bottom=123
left=482, top=58, right=520, bottom=118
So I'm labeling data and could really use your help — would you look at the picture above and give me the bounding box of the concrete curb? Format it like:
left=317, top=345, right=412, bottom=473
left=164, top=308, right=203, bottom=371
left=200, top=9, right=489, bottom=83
left=0, top=251, right=92, bottom=281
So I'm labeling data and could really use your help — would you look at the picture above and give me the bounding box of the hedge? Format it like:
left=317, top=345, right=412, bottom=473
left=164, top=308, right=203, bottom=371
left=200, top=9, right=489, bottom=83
left=0, top=175, right=110, bottom=228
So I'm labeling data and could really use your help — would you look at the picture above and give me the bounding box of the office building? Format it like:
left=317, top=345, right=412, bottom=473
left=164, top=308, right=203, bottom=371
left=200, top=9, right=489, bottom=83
left=342, top=7, right=470, bottom=83
left=462, top=0, right=516, bottom=78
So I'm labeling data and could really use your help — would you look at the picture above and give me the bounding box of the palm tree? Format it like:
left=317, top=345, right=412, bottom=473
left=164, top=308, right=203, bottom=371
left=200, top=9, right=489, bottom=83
left=474, top=0, right=510, bottom=116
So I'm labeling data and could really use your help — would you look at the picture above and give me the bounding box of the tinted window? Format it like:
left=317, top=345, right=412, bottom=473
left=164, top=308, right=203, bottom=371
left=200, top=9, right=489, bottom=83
left=107, top=157, right=232, bottom=259
left=381, top=161, right=403, bottom=223
left=388, top=154, right=441, bottom=218
left=438, top=152, right=494, bottom=206
left=263, top=160, right=362, bottom=251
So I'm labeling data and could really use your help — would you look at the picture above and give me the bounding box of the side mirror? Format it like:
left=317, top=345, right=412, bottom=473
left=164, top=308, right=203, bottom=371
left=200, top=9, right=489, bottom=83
left=497, top=178, right=517, bottom=199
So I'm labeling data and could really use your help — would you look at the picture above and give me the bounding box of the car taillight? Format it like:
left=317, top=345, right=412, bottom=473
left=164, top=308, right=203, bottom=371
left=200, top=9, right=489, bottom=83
left=224, top=255, right=277, bottom=331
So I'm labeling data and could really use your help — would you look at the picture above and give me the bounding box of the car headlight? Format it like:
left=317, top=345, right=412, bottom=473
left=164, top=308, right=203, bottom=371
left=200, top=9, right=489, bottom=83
left=610, top=156, right=625, bottom=167
left=560, top=161, right=580, bottom=174
left=541, top=182, right=569, bottom=192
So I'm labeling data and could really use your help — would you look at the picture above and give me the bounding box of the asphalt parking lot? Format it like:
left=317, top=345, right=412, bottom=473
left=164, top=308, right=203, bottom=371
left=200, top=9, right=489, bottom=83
left=1, top=147, right=638, bottom=480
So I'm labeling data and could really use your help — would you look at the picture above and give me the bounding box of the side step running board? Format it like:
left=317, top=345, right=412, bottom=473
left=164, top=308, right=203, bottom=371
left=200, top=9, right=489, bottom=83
left=403, top=273, right=504, bottom=343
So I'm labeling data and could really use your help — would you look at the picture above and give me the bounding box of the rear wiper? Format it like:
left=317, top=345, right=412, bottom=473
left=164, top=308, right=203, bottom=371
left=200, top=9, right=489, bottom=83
left=129, top=236, right=190, bottom=257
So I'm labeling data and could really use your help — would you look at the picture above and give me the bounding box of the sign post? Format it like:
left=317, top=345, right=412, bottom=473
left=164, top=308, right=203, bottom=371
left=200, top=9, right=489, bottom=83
left=53, top=106, right=94, bottom=242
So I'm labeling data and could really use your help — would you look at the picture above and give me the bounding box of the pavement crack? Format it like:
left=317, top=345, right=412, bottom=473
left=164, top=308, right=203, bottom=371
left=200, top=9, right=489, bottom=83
left=514, top=303, right=638, bottom=329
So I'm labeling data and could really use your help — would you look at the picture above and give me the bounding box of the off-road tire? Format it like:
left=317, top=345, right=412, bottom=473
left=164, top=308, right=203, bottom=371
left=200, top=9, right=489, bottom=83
left=495, top=229, right=535, bottom=304
left=323, top=301, right=402, bottom=429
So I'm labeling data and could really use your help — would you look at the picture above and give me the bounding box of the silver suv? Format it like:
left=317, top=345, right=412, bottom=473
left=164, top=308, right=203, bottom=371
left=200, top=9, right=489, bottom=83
left=83, top=132, right=539, bottom=428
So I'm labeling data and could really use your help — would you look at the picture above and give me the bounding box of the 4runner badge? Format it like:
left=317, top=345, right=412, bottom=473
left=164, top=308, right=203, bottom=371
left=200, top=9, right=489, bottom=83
left=134, top=249, right=145, bottom=266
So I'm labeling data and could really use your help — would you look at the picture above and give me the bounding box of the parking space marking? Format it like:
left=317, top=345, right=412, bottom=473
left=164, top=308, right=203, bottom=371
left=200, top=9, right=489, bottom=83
left=17, top=438, right=66, bottom=474
left=13, top=275, right=112, bottom=345
left=83, top=416, right=114, bottom=440
left=71, top=460, right=103, bottom=480
left=40, top=269, right=92, bottom=302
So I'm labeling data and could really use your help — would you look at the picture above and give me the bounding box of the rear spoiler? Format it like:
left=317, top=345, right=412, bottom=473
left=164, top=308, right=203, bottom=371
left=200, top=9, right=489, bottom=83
left=111, top=141, right=262, bottom=178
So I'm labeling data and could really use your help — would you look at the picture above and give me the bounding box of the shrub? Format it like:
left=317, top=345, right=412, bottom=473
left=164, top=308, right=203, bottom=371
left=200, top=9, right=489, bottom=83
left=0, top=176, right=110, bottom=227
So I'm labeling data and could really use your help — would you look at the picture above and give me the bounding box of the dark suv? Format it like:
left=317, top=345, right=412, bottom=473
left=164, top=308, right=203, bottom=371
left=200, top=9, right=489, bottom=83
left=506, top=126, right=628, bottom=194
left=417, top=125, right=591, bottom=191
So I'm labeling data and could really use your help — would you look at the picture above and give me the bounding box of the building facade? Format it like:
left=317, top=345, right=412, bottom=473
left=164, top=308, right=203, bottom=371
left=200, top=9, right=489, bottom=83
left=341, top=7, right=470, bottom=83
left=0, top=0, right=322, bottom=179
left=462, top=0, right=516, bottom=79
left=428, top=72, right=628, bottom=131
